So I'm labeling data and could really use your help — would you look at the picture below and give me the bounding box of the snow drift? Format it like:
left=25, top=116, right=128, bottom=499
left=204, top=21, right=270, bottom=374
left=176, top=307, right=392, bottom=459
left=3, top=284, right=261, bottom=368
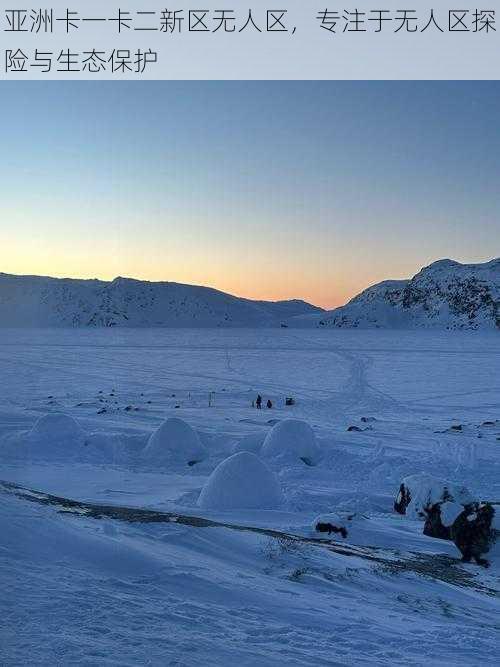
left=142, top=417, right=207, bottom=467
left=261, top=419, right=321, bottom=466
left=197, top=452, right=284, bottom=510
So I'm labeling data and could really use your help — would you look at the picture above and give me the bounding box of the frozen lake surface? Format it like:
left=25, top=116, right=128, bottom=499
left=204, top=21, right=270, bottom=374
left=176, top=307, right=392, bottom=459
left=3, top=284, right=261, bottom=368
left=1, top=328, right=500, bottom=665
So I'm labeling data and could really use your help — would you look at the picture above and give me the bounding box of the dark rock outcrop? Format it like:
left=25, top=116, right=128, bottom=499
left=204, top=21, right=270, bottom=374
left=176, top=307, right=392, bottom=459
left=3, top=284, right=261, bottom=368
left=423, top=500, right=499, bottom=567
left=312, top=513, right=349, bottom=539
left=394, top=482, right=412, bottom=515
left=315, top=522, right=348, bottom=538
left=450, top=502, right=498, bottom=567
left=393, top=474, right=474, bottom=519
left=423, top=503, right=453, bottom=540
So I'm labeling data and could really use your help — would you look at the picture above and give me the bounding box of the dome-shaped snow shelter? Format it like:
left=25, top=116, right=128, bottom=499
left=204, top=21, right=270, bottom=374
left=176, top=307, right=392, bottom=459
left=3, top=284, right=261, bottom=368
left=261, top=419, right=321, bottom=466
left=197, top=452, right=284, bottom=510
left=28, top=412, right=87, bottom=459
left=143, top=417, right=207, bottom=467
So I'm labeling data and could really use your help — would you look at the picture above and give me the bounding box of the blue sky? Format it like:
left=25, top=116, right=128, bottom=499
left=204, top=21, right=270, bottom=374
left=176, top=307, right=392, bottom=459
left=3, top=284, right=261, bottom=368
left=1, top=81, right=499, bottom=307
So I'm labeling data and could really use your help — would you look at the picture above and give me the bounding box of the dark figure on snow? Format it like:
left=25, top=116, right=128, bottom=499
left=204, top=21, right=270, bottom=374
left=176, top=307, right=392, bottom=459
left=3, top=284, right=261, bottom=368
left=256, top=394, right=262, bottom=409
left=266, top=399, right=273, bottom=409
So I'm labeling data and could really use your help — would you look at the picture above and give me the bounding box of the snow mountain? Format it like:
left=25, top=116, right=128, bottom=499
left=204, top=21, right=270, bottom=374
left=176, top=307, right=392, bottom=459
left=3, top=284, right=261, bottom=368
left=0, top=273, right=323, bottom=328
left=293, top=258, right=500, bottom=330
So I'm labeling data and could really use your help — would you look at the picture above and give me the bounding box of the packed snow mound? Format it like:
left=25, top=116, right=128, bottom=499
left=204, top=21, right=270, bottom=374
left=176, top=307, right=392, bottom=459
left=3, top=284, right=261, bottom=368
left=232, top=432, right=266, bottom=455
left=142, top=417, right=207, bottom=467
left=395, top=474, right=474, bottom=520
left=26, top=412, right=87, bottom=459
left=261, top=419, right=321, bottom=466
left=290, top=258, right=500, bottom=330
left=197, top=452, right=284, bottom=510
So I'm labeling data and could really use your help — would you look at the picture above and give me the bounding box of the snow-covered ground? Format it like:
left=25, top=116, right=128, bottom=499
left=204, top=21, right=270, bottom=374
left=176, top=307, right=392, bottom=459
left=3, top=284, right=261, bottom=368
left=1, top=328, right=499, bottom=665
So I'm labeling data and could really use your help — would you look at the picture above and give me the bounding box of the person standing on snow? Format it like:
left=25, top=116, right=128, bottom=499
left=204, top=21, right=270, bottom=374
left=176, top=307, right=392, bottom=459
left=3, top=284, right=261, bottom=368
left=266, top=399, right=273, bottom=409
left=256, top=394, right=262, bottom=409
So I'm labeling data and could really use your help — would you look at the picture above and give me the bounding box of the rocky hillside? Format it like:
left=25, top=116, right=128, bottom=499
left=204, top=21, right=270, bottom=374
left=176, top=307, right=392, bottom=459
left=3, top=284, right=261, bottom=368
left=293, top=259, right=500, bottom=330
left=0, top=274, right=322, bottom=328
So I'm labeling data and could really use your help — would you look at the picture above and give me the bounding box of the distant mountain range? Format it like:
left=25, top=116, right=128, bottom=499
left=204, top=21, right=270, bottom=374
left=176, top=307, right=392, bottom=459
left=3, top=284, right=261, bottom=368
left=0, top=273, right=322, bottom=328
left=292, top=259, right=500, bottom=331
left=1, top=259, right=498, bottom=330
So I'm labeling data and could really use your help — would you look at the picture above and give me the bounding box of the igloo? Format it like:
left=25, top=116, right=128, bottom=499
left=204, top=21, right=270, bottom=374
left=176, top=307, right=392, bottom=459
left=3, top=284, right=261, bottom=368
left=143, top=417, right=207, bottom=467
left=197, top=452, right=284, bottom=510
left=261, top=419, right=321, bottom=466
left=28, top=412, right=87, bottom=459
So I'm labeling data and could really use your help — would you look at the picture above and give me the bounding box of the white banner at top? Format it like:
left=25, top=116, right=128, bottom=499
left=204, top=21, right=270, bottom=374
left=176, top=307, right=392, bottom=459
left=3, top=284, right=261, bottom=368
left=1, top=1, right=499, bottom=79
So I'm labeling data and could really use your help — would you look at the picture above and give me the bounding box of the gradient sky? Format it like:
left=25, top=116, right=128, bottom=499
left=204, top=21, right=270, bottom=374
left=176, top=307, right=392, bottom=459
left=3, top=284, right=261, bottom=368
left=1, top=81, right=499, bottom=308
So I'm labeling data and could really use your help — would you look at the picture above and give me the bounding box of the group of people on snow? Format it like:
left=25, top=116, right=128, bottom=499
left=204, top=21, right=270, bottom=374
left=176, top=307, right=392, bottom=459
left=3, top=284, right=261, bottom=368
left=254, top=394, right=272, bottom=409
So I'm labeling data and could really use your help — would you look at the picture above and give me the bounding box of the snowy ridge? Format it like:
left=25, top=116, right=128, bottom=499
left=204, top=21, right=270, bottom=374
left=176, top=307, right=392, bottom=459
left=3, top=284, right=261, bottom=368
left=294, top=258, right=500, bottom=330
left=0, top=273, right=322, bottom=328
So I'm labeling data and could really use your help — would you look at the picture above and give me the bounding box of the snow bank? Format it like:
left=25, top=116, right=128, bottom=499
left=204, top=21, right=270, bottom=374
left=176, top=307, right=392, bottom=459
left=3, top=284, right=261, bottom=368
left=232, top=432, right=266, bottom=455
left=26, top=412, right=87, bottom=459
left=396, top=474, right=474, bottom=520
left=197, top=452, right=284, bottom=510
left=261, top=419, right=321, bottom=466
left=142, top=417, right=207, bottom=467
left=0, top=493, right=165, bottom=579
